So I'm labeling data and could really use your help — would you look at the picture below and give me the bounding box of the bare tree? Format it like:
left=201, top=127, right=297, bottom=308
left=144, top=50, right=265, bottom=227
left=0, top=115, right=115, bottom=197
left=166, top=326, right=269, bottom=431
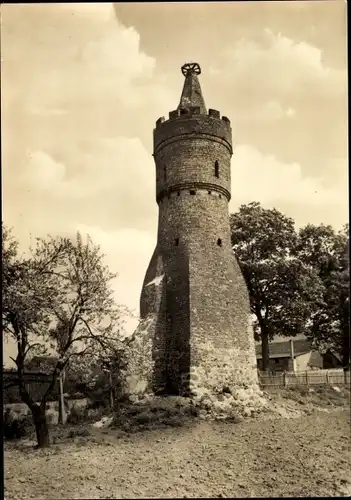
left=2, top=225, right=127, bottom=447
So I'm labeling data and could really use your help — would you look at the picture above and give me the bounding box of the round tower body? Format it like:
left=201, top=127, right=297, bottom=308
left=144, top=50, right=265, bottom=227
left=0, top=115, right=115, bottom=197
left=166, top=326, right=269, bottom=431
left=154, top=108, right=233, bottom=270
left=139, top=64, right=259, bottom=396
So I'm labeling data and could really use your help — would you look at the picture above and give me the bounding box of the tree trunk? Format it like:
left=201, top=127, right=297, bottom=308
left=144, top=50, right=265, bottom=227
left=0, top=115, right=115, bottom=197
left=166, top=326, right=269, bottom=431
left=58, top=371, right=67, bottom=425
left=261, top=329, right=270, bottom=372
left=32, top=405, right=50, bottom=448
left=109, top=372, right=114, bottom=410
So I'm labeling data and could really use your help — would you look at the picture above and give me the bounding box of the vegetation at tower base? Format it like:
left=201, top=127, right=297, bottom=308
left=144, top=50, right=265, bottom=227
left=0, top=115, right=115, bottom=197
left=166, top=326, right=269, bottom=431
left=2, top=224, right=126, bottom=448
left=294, top=223, right=350, bottom=369
left=230, top=203, right=349, bottom=372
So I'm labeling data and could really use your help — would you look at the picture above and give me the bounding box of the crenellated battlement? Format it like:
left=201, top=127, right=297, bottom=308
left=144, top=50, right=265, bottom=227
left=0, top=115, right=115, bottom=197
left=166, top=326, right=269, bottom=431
left=155, top=108, right=231, bottom=129
left=154, top=112, right=232, bottom=156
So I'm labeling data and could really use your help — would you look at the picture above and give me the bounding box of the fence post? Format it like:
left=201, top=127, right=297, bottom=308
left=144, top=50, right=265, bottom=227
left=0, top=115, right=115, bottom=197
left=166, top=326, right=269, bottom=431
left=306, top=371, right=308, bottom=385
left=326, top=371, right=329, bottom=384
left=283, top=372, right=286, bottom=387
left=58, top=371, right=67, bottom=425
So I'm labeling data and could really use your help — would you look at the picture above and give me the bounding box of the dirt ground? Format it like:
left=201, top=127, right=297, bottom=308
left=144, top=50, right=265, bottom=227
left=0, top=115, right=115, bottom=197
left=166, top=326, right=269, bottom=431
left=4, top=388, right=351, bottom=499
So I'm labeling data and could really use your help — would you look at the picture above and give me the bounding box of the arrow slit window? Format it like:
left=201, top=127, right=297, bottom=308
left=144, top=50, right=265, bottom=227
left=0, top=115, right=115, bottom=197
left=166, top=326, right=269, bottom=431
left=215, top=161, right=219, bottom=178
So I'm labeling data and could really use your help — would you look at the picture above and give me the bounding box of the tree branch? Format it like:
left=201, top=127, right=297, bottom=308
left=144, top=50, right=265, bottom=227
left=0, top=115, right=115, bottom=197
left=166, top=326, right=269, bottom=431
left=79, top=317, right=119, bottom=353
left=24, top=342, right=46, bottom=357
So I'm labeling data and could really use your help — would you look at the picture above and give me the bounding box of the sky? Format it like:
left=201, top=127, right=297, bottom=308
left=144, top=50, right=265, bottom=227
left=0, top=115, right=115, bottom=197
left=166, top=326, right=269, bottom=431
left=1, top=2, right=348, bottom=364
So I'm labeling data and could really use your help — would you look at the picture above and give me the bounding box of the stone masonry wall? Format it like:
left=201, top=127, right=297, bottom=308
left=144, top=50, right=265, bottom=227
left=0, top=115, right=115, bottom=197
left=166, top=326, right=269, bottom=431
left=187, top=193, right=259, bottom=394
left=155, top=190, right=259, bottom=394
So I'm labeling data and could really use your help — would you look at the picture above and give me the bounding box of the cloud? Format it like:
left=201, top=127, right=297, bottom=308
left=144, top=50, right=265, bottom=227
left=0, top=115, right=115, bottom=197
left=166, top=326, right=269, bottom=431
left=1, top=3, right=174, bottom=118
left=57, top=2, right=117, bottom=22
left=210, top=28, right=346, bottom=100
left=1, top=3, right=175, bottom=236
left=76, top=224, right=155, bottom=332
left=236, top=101, right=296, bottom=122
left=230, top=144, right=348, bottom=228
left=23, top=151, right=66, bottom=191
left=21, top=137, right=155, bottom=200
left=286, top=107, right=296, bottom=118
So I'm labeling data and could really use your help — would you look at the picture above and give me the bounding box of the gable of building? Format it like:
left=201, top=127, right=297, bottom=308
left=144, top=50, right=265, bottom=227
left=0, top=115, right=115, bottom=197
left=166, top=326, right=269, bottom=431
left=255, top=339, right=313, bottom=359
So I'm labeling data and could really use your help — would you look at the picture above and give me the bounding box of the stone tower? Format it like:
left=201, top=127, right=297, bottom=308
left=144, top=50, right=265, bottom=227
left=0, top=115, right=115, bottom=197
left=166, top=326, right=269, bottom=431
left=135, top=62, right=259, bottom=398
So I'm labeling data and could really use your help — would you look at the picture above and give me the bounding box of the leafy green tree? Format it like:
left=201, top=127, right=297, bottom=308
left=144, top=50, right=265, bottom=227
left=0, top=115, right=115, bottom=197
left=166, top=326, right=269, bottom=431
left=230, top=202, right=324, bottom=371
left=2, top=225, right=126, bottom=447
left=64, top=343, right=127, bottom=408
left=295, top=223, right=350, bottom=368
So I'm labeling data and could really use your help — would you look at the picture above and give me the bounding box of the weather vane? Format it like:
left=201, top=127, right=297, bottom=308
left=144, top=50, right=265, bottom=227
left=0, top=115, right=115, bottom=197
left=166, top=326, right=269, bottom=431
left=181, top=62, right=201, bottom=77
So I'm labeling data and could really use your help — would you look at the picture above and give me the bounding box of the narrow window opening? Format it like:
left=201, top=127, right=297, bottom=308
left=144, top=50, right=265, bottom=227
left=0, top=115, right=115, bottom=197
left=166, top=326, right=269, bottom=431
left=215, top=160, right=219, bottom=178
left=177, top=191, right=180, bottom=196
left=219, top=194, right=222, bottom=199
left=208, top=190, right=212, bottom=195
left=190, top=190, right=196, bottom=195
left=163, top=167, right=167, bottom=181
left=175, top=238, right=179, bottom=246
left=217, top=238, right=222, bottom=247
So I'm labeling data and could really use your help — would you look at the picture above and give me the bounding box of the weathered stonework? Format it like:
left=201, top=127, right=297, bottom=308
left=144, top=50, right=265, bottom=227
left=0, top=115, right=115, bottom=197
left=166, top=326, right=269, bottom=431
left=124, top=315, right=155, bottom=396
left=125, top=62, right=263, bottom=414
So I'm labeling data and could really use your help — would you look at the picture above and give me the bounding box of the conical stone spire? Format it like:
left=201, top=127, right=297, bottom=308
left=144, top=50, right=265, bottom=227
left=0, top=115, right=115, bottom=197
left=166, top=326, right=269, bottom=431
left=177, top=62, right=207, bottom=114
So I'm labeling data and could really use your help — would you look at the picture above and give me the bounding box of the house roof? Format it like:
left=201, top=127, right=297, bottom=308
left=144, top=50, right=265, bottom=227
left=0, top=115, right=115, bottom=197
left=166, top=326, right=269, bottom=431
left=325, top=348, right=342, bottom=363
left=256, top=339, right=313, bottom=359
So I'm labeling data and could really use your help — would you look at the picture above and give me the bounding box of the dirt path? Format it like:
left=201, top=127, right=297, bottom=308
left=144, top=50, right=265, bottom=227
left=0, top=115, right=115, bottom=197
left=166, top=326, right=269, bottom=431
left=4, top=408, right=351, bottom=499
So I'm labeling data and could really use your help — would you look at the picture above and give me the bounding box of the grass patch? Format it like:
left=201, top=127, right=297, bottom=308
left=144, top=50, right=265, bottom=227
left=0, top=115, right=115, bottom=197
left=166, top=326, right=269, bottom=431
left=112, top=397, right=199, bottom=433
left=277, top=384, right=350, bottom=408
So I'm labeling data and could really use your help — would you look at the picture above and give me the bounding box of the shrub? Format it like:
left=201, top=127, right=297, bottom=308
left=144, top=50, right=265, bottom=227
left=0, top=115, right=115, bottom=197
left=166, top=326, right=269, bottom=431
left=87, top=396, right=109, bottom=410
left=66, top=405, right=89, bottom=425
left=135, top=412, right=153, bottom=425
left=3, top=410, right=33, bottom=440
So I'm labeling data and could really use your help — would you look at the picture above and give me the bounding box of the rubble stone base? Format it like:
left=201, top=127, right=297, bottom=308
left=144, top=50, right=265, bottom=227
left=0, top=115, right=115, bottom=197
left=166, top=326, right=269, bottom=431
left=123, top=315, right=268, bottom=420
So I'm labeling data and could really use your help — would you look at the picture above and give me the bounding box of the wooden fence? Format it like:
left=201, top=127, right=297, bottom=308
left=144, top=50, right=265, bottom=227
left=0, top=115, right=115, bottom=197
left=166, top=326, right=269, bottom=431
left=4, top=369, right=349, bottom=400
left=258, top=369, right=350, bottom=388
left=3, top=372, right=56, bottom=404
